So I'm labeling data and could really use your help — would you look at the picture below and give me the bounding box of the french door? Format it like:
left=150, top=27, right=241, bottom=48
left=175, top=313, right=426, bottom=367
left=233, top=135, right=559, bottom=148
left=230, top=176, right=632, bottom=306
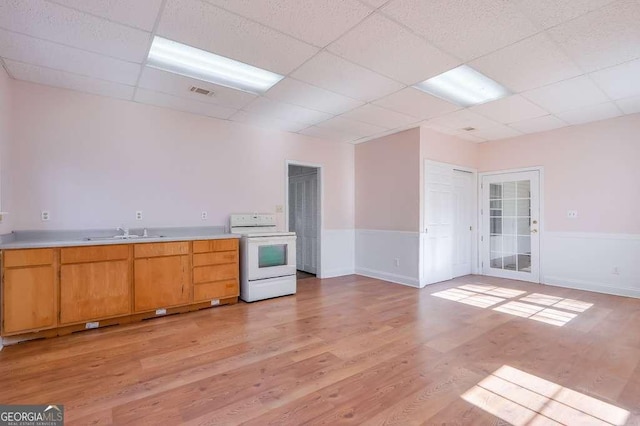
left=481, top=170, right=540, bottom=283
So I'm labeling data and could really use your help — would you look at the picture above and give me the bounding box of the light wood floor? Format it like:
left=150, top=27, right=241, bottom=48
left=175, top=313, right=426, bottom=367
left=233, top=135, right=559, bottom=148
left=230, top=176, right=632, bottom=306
left=1, top=275, right=639, bottom=425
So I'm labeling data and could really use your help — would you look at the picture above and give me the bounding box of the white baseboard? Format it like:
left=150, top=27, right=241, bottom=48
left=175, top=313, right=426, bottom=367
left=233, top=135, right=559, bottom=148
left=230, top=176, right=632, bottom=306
left=541, top=231, right=640, bottom=299
left=355, top=229, right=420, bottom=286
left=320, top=229, right=354, bottom=278
left=355, top=267, right=420, bottom=288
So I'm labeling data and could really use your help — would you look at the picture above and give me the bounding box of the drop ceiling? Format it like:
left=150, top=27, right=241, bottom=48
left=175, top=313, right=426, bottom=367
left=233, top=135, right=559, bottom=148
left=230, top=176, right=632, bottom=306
left=1, top=0, right=638, bottom=143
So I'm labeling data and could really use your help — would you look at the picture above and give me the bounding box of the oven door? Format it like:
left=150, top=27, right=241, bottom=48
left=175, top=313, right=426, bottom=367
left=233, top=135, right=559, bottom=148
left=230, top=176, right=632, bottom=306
left=246, top=236, right=296, bottom=281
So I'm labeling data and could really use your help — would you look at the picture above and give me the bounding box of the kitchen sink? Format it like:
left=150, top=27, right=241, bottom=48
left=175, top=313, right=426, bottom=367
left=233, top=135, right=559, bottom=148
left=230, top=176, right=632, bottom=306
left=84, top=235, right=166, bottom=241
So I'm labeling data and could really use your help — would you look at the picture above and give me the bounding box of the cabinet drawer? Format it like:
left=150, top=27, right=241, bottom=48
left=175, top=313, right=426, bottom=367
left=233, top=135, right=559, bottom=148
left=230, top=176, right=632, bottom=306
left=194, top=280, right=238, bottom=302
left=193, top=251, right=238, bottom=267
left=193, top=239, right=238, bottom=253
left=134, top=242, right=189, bottom=258
left=3, top=249, right=54, bottom=268
left=61, top=245, right=129, bottom=264
left=193, top=264, right=238, bottom=284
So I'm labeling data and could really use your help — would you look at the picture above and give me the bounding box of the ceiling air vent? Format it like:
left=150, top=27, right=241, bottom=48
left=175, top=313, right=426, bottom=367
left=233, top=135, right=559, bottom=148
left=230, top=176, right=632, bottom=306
left=189, top=86, right=214, bottom=97
left=462, top=127, right=476, bottom=131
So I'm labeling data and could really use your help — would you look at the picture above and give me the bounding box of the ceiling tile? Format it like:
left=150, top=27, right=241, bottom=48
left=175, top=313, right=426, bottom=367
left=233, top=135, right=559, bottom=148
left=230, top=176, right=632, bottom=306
left=469, top=33, right=582, bottom=93
left=230, top=110, right=309, bottom=132
left=265, top=78, right=363, bottom=115
left=242, top=97, right=332, bottom=125
left=548, top=0, right=640, bottom=72
left=291, top=52, right=404, bottom=102
left=157, top=0, right=318, bottom=75
left=315, top=115, right=387, bottom=138
left=514, top=0, right=617, bottom=29
left=509, top=115, right=568, bottom=134
left=328, top=13, right=459, bottom=85
left=522, top=76, right=609, bottom=114
left=5, top=59, right=134, bottom=100
left=360, top=0, right=390, bottom=7
left=0, top=0, right=151, bottom=63
left=372, top=87, right=460, bottom=119
left=340, top=103, right=417, bottom=129
left=138, top=67, right=256, bottom=109
left=381, top=0, right=538, bottom=60
left=424, top=110, right=502, bottom=133
left=555, top=102, right=622, bottom=125
left=470, top=95, right=548, bottom=124
left=135, top=88, right=237, bottom=119
left=50, top=0, right=164, bottom=31
left=299, top=125, right=354, bottom=142
left=590, top=58, right=640, bottom=100
left=454, top=132, right=486, bottom=143
left=202, top=0, right=372, bottom=47
left=616, top=96, right=640, bottom=115
left=471, top=124, right=523, bottom=141
left=0, top=29, right=140, bottom=85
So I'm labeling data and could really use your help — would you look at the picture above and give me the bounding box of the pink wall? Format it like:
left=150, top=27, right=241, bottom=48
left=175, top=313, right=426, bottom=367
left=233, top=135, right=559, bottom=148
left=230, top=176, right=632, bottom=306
left=355, top=128, right=421, bottom=232
left=9, top=81, right=355, bottom=231
left=478, top=114, right=640, bottom=234
left=420, top=127, right=479, bottom=169
left=0, top=66, right=11, bottom=234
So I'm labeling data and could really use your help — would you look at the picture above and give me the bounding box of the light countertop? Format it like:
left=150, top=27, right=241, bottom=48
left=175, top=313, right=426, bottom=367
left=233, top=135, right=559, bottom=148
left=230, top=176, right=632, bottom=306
left=0, top=226, right=239, bottom=250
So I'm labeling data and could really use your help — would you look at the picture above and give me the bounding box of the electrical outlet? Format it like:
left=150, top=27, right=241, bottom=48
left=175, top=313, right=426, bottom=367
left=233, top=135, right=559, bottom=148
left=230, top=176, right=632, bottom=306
left=567, top=210, right=578, bottom=219
left=136, top=211, right=143, bottom=220
left=201, top=211, right=208, bottom=220
left=394, top=258, right=400, bottom=267
left=612, top=266, right=620, bottom=275
left=41, top=210, right=50, bottom=221
left=155, top=308, right=167, bottom=315
left=275, top=205, right=284, bottom=213
left=85, top=322, right=99, bottom=329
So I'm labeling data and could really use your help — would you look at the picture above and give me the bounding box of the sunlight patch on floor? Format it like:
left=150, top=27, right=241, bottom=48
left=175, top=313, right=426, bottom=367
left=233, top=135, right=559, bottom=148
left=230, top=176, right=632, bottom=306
left=462, top=365, right=630, bottom=426
left=494, top=302, right=577, bottom=326
left=431, top=286, right=591, bottom=327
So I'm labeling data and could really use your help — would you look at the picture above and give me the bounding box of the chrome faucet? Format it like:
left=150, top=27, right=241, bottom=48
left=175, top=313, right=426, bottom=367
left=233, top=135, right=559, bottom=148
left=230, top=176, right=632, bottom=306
left=117, top=226, right=130, bottom=237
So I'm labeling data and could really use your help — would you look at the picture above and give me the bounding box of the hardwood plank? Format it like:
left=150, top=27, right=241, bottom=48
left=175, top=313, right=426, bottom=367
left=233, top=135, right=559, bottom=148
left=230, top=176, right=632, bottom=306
left=0, top=275, right=638, bottom=425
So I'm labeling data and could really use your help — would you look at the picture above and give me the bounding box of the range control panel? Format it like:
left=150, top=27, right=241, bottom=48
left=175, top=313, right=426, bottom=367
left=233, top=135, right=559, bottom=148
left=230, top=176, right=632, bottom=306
left=230, top=213, right=276, bottom=228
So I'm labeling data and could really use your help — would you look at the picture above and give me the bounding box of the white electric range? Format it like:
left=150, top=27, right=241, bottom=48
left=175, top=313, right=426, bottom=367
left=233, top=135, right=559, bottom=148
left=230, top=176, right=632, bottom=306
left=230, top=214, right=297, bottom=302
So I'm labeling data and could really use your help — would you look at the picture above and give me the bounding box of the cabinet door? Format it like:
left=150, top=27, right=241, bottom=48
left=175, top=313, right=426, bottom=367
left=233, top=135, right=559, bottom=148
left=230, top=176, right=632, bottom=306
left=134, top=255, right=191, bottom=312
left=3, top=266, right=56, bottom=334
left=60, top=260, right=131, bottom=324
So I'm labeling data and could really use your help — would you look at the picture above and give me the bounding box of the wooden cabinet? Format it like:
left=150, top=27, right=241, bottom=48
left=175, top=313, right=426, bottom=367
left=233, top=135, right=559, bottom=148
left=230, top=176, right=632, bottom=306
left=134, top=242, right=191, bottom=312
left=59, top=245, right=131, bottom=325
left=1, top=238, right=239, bottom=339
left=192, top=239, right=239, bottom=303
left=2, top=249, right=57, bottom=335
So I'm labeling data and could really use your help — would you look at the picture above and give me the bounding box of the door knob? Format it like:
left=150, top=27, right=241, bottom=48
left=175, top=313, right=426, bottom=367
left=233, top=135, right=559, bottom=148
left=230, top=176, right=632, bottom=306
left=531, top=229, right=538, bottom=233
left=532, top=220, right=538, bottom=224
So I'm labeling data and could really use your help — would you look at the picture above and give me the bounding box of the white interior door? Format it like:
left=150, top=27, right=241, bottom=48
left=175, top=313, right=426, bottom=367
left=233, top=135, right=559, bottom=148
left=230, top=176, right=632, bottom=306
left=481, top=170, right=540, bottom=283
left=453, top=170, right=473, bottom=278
left=424, top=161, right=454, bottom=285
left=289, top=171, right=318, bottom=274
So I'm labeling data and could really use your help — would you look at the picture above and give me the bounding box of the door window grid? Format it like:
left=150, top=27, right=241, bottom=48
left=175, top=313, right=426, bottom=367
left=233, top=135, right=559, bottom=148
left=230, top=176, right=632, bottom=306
left=489, top=180, right=532, bottom=273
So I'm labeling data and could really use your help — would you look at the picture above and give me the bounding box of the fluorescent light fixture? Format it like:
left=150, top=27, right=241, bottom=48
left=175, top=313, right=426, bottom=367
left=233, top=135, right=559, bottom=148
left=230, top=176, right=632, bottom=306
left=413, top=65, right=510, bottom=107
left=147, top=36, right=284, bottom=94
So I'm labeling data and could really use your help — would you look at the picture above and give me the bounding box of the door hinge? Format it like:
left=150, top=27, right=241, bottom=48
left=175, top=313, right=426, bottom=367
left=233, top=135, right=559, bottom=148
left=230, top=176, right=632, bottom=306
left=481, top=235, right=484, bottom=242
left=482, top=261, right=484, bottom=268
left=480, top=208, right=483, bottom=215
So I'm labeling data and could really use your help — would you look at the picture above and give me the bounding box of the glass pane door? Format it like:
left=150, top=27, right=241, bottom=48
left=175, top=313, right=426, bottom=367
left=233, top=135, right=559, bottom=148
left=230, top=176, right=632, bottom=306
left=482, top=171, right=539, bottom=282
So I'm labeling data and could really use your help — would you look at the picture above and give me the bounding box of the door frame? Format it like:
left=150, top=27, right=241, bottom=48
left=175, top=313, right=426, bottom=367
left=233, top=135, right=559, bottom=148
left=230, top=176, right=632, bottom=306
left=285, top=160, right=323, bottom=278
left=478, top=166, right=545, bottom=283
left=421, top=159, right=479, bottom=287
